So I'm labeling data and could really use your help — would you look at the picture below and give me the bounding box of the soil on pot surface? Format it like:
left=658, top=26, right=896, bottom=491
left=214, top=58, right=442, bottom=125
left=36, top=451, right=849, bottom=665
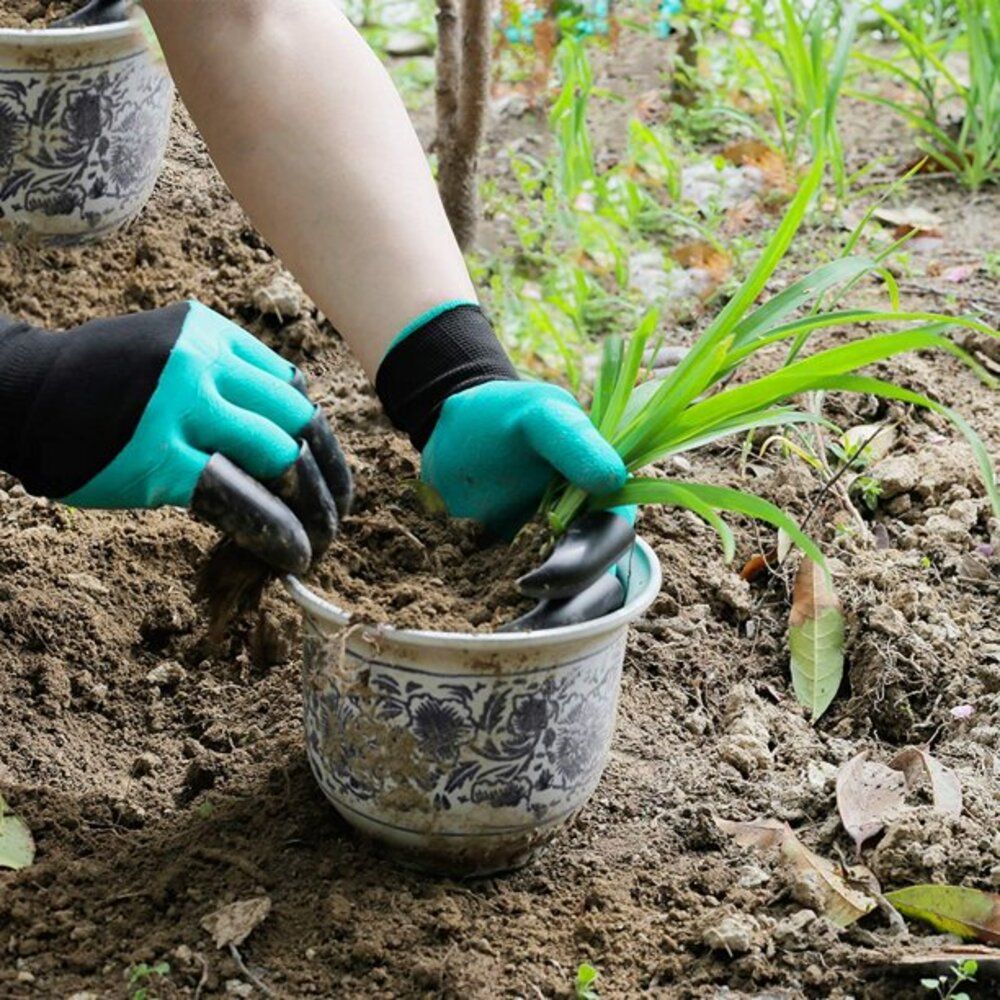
left=1, top=29, right=999, bottom=1000
left=306, top=462, right=540, bottom=632
left=0, top=1, right=81, bottom=29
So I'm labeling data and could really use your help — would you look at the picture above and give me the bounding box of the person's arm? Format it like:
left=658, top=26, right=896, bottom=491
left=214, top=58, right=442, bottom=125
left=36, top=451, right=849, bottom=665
left=142, top=0, right=475, bottom=378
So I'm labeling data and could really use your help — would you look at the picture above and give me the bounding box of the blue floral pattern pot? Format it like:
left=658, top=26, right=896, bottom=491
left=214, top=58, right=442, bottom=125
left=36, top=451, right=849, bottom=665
left=286, top=538, right=662, bottom=877
left=0, top=19, right=172, bottom=245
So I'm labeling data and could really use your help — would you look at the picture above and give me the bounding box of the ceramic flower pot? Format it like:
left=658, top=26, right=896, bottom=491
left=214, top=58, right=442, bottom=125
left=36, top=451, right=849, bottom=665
left=285, top=538, right=662, bottom=877
left=0, top=16, right=173, bottom=245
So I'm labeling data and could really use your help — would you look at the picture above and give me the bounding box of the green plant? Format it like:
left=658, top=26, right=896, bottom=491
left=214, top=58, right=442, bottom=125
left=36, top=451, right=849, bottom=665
left=921, top=958, right=979, bottom=1000
left=128, top=961, right=170, bottom=1000
left=541, top=153, right=998, bottom=558
left=734, top=0, right=861, bottom=194
left=857, top=0, right=999, bottom=188
left=576, top=962, right=600, bottom=999
left=851, top=474, right=884, bottom=511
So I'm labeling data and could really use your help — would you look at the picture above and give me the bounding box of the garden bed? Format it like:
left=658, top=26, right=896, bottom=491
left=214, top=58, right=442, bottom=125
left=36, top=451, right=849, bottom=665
left=0, top=19, right=998, bottom=1000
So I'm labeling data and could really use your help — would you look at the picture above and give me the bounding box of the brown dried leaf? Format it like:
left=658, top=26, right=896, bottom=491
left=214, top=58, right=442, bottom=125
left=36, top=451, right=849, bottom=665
left=836, top=751, right=906, bottom=852
left=201, top=896, right=272, bottom=949
left=873, top=205, right=943, bottom=239
left=722, top=140, right=789, bottom=189
left=890, top=747, right=963, bottom=818
left=671, top=240, right=731, bottom=281
left=715, top=817, right=876, bottom=927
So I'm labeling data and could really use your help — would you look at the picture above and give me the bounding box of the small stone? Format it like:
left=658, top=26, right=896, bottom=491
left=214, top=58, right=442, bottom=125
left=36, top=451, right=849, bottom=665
left=923, top=513, right=969, bottom=543
left=886, top=493, right=912, bottom=515
left=67, top=572, right=110, bottom=595
left=772, top=908, right=817, bottom=947
left=69, top=922, right=96, bottom=942
left=806, top=760, right=837, bottom=793
left=874, top=455, right=919, bottom=498
left=252, top=270, right=303, bottom=319
left=869, top=604, right=908, bottom=637
left=132, top=752, right=161, bottom=777
left=703, top=913, right=758, bottom=954
left=305, top=947, right=316, bottom=960
left=736, top=863, right=771, bottom=888
left=146, top=661, right=186, bottom=687
left=17, top=971, right=36, bottom=983
left=493, top=93, right=530, bottom=119
left=225, top=981, right=254, bottom=998
left=385, top=30, right=434, bottom=56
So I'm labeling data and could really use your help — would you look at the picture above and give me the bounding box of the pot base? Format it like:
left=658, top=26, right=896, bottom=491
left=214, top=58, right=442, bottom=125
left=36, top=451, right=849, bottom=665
left=341, top=801, right=570, bottom=878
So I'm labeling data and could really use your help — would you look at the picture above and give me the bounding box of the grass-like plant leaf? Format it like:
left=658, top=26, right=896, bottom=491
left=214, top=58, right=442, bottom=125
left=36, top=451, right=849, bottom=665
left=543, top=149, right=999, bottom=563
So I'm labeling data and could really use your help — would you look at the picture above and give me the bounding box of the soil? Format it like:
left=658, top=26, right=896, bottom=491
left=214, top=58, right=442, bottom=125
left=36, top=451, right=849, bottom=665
left=306, top=465, right=540, bottom=632
left=0, top=1, right=79, bottom=29
left=1, top=16, right=999, bottom=1000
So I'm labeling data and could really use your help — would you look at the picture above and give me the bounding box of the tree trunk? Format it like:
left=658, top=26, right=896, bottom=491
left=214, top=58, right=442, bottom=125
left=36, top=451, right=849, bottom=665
left=435, top=0, right=491, bottom=249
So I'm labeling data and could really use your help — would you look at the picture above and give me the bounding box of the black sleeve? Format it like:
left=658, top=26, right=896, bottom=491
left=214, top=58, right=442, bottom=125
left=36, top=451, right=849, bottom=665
left=0, top=303, right=188, bottom=498
left=374, top=304, right=518, bottom=451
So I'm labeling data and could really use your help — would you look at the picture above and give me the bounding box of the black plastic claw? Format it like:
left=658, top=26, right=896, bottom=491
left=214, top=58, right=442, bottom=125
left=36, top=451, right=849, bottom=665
left=288, top=372, right=354, bottom=518
left=500, top=572, right=626, bottom=632
left=298, top=410, right=354, bottom=518
left=517, top=511, right=635, bottom=600
left=191, top=454, right=311, bottom=575
left=267, top=442, right=339, bottom=560
left=51, top=0, right=130, bottom=27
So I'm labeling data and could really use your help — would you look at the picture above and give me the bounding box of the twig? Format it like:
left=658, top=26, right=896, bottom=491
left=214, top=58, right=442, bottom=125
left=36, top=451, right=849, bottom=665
left=228, top=943, right=276, bottom=998
left=800, top=422, right=887, bottom=536
left=193, top=952, right=209, bottom=1000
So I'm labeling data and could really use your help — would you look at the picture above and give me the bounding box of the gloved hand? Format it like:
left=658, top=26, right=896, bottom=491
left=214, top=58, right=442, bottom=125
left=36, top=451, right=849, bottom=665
left=376, top=301, right=627, bottom=537
left=0, top=300, right=352, bottom=573
left=375, top=300, right=635, bottom=629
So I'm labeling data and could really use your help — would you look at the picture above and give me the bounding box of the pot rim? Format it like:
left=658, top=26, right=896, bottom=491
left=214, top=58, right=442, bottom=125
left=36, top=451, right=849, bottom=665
left=0, top=19, right=137, bottom=47
left=284, top=536, right=662, bottom=649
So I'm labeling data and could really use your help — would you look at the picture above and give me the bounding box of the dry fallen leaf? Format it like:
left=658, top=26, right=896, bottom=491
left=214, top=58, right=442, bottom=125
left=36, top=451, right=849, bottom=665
left=201, top=897, right=272, bottom=949
left=716, top=817, right=876, bottom=927
left=836, top=751, right=906, bottom=853
left=842, top=423, right=897, bottom=466
left=886, top=885, right=1000, bottom=944
left=789, top=559, right=845, bottom=721
left=0, top=802, right=35, bottom=871
left=873, top=205, right=943, bottom=239
left=722, top=139, right=789, bottom=189
left=670, top=240, right=732, bottom=299
left=889, top=747, right=963, bottom=818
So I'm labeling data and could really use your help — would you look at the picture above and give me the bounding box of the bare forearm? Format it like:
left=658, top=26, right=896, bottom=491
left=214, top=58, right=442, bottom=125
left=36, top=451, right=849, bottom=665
left=143, top=0, right=475, bottom=377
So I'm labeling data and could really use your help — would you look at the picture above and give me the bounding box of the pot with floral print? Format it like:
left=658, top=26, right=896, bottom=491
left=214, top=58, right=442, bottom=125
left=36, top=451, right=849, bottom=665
left=0, top=15, right=172, bottom=245
left=286, top=538, right=661, bottom=876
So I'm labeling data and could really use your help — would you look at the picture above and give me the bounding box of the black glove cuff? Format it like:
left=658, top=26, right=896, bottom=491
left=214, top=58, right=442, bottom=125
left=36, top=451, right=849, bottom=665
left=374, top=303, right=518, bottom=452
left=0, top=319, right=61, bottom=480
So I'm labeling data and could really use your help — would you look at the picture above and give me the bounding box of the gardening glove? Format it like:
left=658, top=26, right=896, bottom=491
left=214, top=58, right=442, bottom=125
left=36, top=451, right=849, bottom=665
left=375, top=300, right=636, bottom=628
left=0, top=301, right=352, bottom=574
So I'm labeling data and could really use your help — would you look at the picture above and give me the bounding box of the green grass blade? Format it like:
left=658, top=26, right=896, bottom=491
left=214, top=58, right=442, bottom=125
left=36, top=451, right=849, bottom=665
left=598, top=310, right=658, bottom=438
left=590, top=335, right=623, bottom=428
left=628, top=409, right=827, bottom=469
left=670, top=328, right=986, bottom=442
left=597, top=478, right=826, bottom=568
left=627, top=153, right=827, bottom=443
left=729, top=258, right=899, bottom=351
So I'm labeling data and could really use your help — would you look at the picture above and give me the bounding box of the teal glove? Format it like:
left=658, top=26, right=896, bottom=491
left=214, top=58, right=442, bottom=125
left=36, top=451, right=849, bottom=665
left=67, top=302, right=316, bottom=508
left=0, top=301, right=352, bottom=572
left=422, top=379, right=628, bottom=537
